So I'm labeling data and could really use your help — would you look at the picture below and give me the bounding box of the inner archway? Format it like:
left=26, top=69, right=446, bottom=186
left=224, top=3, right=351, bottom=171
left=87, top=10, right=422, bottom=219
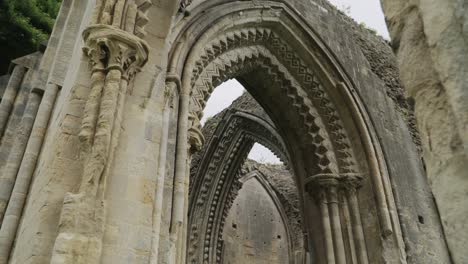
left=188, top=90, right=304, bottom=263
left=221, top=161, right=296, bottom=264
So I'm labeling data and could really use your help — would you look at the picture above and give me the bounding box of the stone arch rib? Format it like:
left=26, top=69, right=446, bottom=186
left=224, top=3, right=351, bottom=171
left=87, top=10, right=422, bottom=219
left=188, top=27, right=358, bottom=175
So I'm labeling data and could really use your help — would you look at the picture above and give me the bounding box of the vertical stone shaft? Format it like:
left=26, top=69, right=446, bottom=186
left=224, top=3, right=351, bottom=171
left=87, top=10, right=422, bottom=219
left=91, top=0, right=104, bottom=24
left=341, top=193, right=357, bottom=264
left=80, top=68, right=122, bottom=195
left=347, top=188, right=368, bottom=264
left=112, top=0, right=126, bottom=27
left=0, top=86, right=28, bottom=171
left=329, top=187, right=346, bottom=264
left=125, top=2, right=138, bottom=33
left=0, top=66, right=27, bottom=137
left=178, top=156, right=191, bottom=264
left=101, top=76, right=128, bottom=194
left=150, top=85, right=173, bottom=263
left=369, top=154, right=393, bottom=236
left=0, top=83, right=59, bottom=264
left=0, top=91, right=42, bottom=223
left=79, top=69, right=106, bottom=155
left=170, top=90, right=190, bottom=263
left=100, top=0, right=118, bottom=25
left=318, top=190, right=336, bottom=263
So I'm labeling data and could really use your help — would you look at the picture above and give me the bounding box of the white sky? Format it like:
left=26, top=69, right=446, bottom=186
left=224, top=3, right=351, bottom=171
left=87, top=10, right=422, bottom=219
left=330, top=0, right=389, bottom=39
left=201, top=0, right=389, bottom=164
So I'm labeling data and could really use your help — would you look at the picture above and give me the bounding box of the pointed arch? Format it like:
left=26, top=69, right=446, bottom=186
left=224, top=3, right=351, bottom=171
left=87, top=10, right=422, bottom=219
left=167, top=1, right=406, bottom=263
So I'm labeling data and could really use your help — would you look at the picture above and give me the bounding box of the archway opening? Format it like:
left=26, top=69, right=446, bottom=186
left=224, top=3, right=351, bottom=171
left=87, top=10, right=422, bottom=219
left=176, top=5, right=398, bottom=262
left=189, top=78, right=308, bottom=263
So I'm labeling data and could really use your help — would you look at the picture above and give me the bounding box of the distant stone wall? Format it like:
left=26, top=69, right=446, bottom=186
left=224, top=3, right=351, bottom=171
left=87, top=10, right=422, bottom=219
left=222, top=167, right=291, bottom=264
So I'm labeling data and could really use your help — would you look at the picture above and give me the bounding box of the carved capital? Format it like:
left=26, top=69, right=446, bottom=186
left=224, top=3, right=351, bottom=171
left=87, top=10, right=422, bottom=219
left=305, top=173, right=340, bottom=202
left=188, top=113, right=205, bottom=153
left=306, top=173, right=340, bottom=189
left=339, top=173, right=364, bottom=195
left=83, top=25, right=149, bottom=80
left=306, top=173, right=364, bottom=202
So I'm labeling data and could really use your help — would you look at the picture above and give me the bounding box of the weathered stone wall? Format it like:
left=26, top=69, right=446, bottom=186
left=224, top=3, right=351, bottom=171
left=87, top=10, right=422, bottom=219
left=242, top=160, right=304, bottom=258
left=182, top=0, right=450, bottom=262
left=0, top=0, right=182, bottom=263
left=274, top=1, right=450, bottom=262
left=222, top=170, right=290, bottom=264
left=0, top=0, right=458, bottom=263
left=380, top=1, right=468, bottom=263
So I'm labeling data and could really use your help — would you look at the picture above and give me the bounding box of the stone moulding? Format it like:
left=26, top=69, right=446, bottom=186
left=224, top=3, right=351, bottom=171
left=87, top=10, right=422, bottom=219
left=0, top=0, right=448, bottom=263
left=168, top=1, right=405, bottom=262
left=306, top=173, right=369, bottom=264
left=50, top=1, right=151, bottom=263
left=82, top=24, right=149, bottom=79
left=188, top=110, right=289, bottom=263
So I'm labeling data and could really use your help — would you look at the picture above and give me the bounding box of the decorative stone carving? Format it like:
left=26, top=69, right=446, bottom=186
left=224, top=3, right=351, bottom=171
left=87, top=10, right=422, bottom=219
left=82, top=25, right=149, bottom=79
left=0, top=0, right=454, bottom=263
left=188, top=112, right=204, bottom=153
left=188, top=110, right=290, bottom=263
left=50, top=1, right=151, bottom=263
left=305, top=173, right=368, bottom=264
left=188, top=27, right=359, bottom=175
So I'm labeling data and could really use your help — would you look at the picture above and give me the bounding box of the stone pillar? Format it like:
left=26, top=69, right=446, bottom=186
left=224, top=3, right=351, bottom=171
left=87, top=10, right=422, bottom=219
left=0, top=89, right=42, bottom=224
left=340, top=174, right=368, bottom=264
left=0, top=84, right=60, bottom=264
left=306, top=173, right=368, bottom=264
left=149, top=78, right=177, bottom=263
left=168, top=92, right=190, bottom=264
left=49, top=1, right=151, bottom=263
left=169, top=109, right=204, bottom=264
left=0, top=66, right=27, bottom=137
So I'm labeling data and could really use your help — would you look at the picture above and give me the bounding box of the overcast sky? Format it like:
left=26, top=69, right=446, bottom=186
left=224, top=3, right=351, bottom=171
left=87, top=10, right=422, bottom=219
left=201, top=0, right=389, bottom=164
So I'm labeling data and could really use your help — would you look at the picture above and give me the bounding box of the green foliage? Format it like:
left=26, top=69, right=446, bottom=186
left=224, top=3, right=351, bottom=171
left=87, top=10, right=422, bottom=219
left=0, top=0, right=62, bottom=74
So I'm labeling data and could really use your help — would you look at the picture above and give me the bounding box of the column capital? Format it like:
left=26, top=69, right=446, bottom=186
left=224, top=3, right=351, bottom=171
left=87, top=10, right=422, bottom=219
left=82, top=25, right=149, bottom=80
left=339, top=173, right=364, bottom=191
left=305, top=173, right=365, bottom=199
left=305, top=174, right=340, bottom=202
left=306, top=173, right=340, bottom=189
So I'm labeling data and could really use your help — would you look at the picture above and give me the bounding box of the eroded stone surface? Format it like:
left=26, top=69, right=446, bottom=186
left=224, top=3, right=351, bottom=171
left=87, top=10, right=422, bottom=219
left=0, top=0, right=460, bottom=263
left=380, top=1, right=467, bottom=262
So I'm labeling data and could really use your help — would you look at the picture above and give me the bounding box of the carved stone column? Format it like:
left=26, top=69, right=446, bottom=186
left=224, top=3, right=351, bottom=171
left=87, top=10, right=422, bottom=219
left=170, top=112, right=204, bottom=263
left=340, top=174, right=368, bottom=264
left=50, top=1, right=150, bottom=263
left=0, top=65, right=27, bottom=137
left=306, top=173, right=368, bottom=264
left=307, top=174, right=344, bottom=264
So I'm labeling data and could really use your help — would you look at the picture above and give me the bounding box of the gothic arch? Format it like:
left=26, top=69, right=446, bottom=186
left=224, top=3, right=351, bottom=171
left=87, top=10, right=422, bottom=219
left=167, top=1, right=405, bottom=263
left=237, top=161, right=306, bottom=262
left=0, top=0, right=453, bottom=263
left=233, top=168, right=298, bottom=263
left=188, top=109, right=290, bottom=263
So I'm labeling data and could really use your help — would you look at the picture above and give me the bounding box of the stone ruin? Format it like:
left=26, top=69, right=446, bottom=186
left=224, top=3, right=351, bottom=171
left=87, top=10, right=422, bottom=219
left=0, top=0, right=466, bottom=263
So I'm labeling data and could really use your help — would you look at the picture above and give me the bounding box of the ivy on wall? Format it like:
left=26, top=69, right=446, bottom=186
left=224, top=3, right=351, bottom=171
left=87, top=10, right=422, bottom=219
left=0, top=0, right=62, bottom=74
